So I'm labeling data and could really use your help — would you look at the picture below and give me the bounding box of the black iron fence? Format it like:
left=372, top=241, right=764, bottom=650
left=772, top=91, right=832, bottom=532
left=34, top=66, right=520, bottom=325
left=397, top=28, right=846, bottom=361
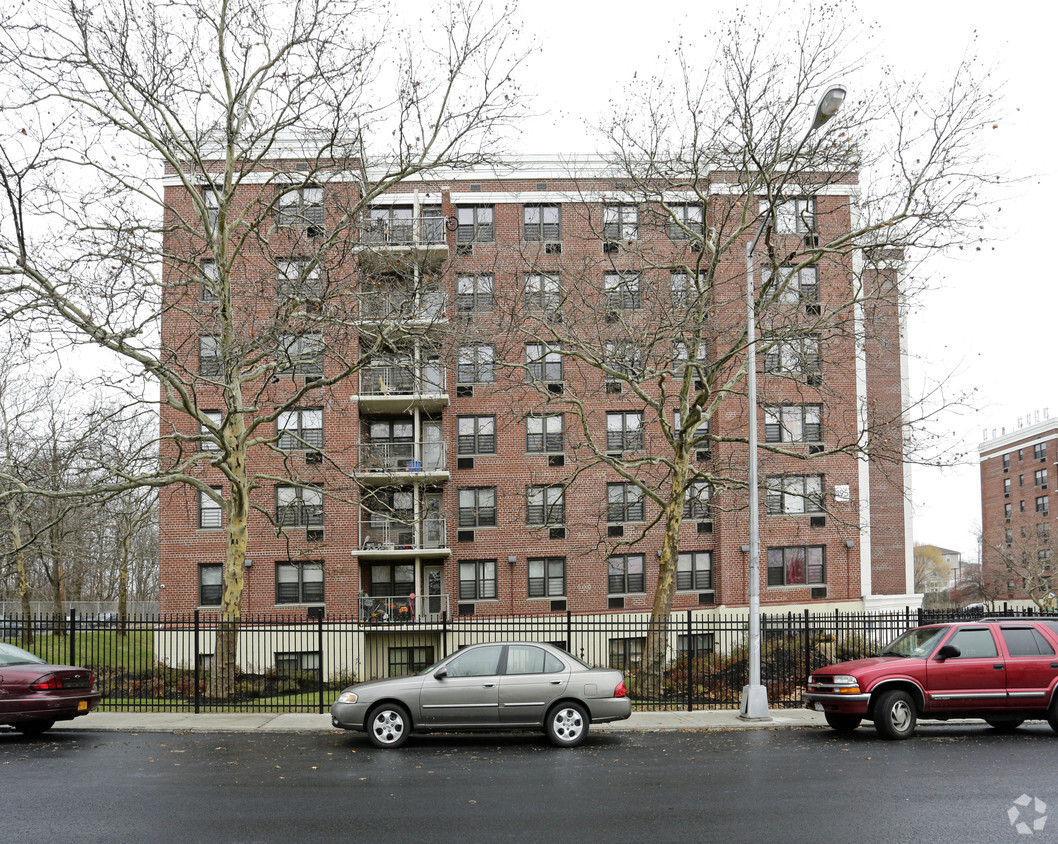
left=0, top=605, right=1050, bottom=714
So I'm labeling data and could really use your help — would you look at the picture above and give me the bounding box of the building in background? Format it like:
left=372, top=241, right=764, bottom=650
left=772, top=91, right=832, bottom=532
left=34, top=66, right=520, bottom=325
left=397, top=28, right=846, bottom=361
left=979, top=414, right=1056, bottom=606
left=157, top=154, right=916, bottom=622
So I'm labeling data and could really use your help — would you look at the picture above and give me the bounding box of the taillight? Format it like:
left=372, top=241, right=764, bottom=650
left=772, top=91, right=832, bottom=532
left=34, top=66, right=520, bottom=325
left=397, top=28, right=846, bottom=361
left=30, top=673, right=62, bottom=690
left=614, top=680, right=628, bottom=698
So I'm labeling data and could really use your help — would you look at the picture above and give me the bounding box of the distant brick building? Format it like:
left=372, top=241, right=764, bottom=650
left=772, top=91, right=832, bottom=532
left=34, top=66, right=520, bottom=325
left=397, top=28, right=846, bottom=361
left=979, top=416, right=1057, bottom=602
left=157, top=154, right=915, bottom=622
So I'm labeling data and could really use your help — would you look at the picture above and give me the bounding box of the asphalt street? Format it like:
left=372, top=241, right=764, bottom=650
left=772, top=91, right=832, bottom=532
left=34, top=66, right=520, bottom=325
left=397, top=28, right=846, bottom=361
left=5, top=723, right=1058, bottom=843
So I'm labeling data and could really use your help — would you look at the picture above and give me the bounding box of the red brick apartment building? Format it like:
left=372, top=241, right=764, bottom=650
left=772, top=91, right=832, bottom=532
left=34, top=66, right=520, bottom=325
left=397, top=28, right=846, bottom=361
left=157, top=154, right=915, bottom=621
left=979, top=416, right=1057, bottom=602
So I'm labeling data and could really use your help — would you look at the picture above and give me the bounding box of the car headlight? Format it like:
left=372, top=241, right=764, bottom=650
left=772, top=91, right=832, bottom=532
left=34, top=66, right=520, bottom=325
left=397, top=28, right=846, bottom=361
left=336, top=691, right=359, bottom=704
left=830, top=675, right=858, bottom=686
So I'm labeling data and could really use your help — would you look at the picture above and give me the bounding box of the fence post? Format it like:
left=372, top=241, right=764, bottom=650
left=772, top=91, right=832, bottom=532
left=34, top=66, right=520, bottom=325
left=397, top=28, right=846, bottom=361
left=193, top=610, right=201, bottom=715
left=317, top=614, right=325, bottom=715
left=441, top=611, right=448, bottom=659
left=686, top=610, right=693, bottom=712
left=68, top=608, right=76, bottom=666
left=566, top=610, right=572, bottom=653
left=804, top=608, right=811, bottom=680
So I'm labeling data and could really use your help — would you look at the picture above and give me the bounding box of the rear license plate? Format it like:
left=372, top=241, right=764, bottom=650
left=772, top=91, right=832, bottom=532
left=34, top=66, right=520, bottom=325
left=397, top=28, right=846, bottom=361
left=77, top=700, right=88, bottom=711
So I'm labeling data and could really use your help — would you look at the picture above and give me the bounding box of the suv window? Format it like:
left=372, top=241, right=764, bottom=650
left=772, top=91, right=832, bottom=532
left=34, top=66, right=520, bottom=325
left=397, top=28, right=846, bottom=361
left=1001, top=627, right=1056, bottom=657
left=947, top=628, right=998, bottom=659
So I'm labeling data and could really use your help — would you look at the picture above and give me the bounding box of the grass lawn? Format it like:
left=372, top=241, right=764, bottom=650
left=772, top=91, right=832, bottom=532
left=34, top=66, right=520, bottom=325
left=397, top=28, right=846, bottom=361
left=1, top=629, right=155, bottom=670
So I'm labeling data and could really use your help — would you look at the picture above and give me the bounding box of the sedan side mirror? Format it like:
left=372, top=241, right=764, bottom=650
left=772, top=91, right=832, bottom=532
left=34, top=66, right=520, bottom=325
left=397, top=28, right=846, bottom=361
left=935, top=644, right=961, bottom=661
left=433, top=668, right=447, bottom=680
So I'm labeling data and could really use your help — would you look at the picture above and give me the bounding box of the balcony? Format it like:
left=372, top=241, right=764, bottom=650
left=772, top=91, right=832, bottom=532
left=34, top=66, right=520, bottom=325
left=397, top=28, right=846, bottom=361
left=359, top=593, right=449, bottom=623
left=355, top=363, right=448, bottom=412
left=358, top=517, right=449, bottom=558
left=358, top=215, right=450, bottom=271
left=358, top=290, right=446, bottom=325
left=355, top=441, right=448, bottom=484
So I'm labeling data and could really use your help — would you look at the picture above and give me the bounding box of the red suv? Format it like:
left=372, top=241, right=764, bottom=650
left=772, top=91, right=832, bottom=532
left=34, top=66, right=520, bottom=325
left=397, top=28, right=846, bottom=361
left=804, top=619, right=1058, bottom=739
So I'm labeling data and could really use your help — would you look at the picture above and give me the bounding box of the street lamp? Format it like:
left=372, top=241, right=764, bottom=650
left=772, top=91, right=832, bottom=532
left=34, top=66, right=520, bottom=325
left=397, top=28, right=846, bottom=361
left=739, top=83, right=846, bottom=721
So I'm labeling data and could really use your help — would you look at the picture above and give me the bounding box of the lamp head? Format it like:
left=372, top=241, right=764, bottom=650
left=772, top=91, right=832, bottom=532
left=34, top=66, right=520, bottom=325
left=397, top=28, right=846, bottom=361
left=810, top=84, right=847, bottom=132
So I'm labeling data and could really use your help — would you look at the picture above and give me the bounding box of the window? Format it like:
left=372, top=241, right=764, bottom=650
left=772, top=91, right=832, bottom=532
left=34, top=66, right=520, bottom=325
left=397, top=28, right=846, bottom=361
left=667, top=203, right=703, bottom=240
left=527, top=414, right=563, bottom=453
left=1037, top=496, right=1050, bottom=516
left=605, top=342, right=645, bottom=384
left=763, top=335, right=821, bottom=380
left=199, top=564, right=222, bottom=606
left=199, top=487, right=223, bottom=529
left=1038, top=523, right=1051, bottom=544
left=765, top=475, right=824, bottom=515
left=604, top=272, right=641, bottom=310
left=606, top=411, right=644, bottom=452
left=276, top=651, right=320, bottom=677
left=277, top=259, right=323, bottom=302
left=767, top=545, right=825, bottom=586
left=528, top=557, right=565, bottom=598
left=671, top=272, right=700, bottom=307
left=201, top=260, right=219, bottom=301
left=1034, top=443, right=1047, bottom=462
left=674, top=411, right=711, bottom=453
left=458, top=487, right=497, bottom=527
left=1021, top=500, right=1027, bottom=512
left=608, top=554, right=645, bottom=594
left=1002, top=454, right=1011, bottom=472
left=456, top=274, right=494, bottom=311
left=1005, top=528, right=1013, bottom=546
left=276, top=561, right=324, bottom=604
left=457, top=344, right=494, bottom=384
left=607, top=483, right=644, bottom=522
left=1020, top=474, right=1025, bottom=487
left=524, top=273, right=562, bottom=314
left=673, top=341, right=708, bottom=382
left=200, top=183, right=219, bottom=228
left=945, top=628, right=998, bottom=659
left=1005, top=503, right=1012, bottom=521
left=367, top=205, right=414, bottom=243
left=445, top=645, right=503, bottom=678
left=677, top=551, right=712, bottom=591
left=506, top=644, right=565, bottom=674
left=458, top=560, right=497, bottom=600
left=277, top=409, right=323, bottom=450
left=527, top=485, right=565, bottom=526
left=199, top=335, right=222, bottom=377
left=1039, top=549, right=1053, bottom=565
left=369, top=563, right=414, bottom=597
left=764, top=405, right=822, bottom=443
left=608, top=637, right=644, bottom=671
left=457, top=416, right=496, bottom=455
left=276, top=485, right=324, bottom=527
left=763, top=265, right=818, bottom=305
left=765, top=197, right=816, bottom=233
left=456, top=205, right=494, bottom=243
left=526, top=342, right=563, bottom=381
left=388, top=646, right=435, bottom=677
left=677, top=632, right=716, bottom=656
left=1036, top=469, right=1048, bottom=488
left=200, top=410, right=222, bottom=452
left=278, top=333, right=324, bottom=376
left=1000, top=627, right=1055, bottom=658
left=683, top=482, right=711, bottom=520
left=603, top=204, right=638, bottom=240
left=524, top=204, right=560, bottom=241
left=1003, top=478, right=1012, bottom=497
left=277, top=184, right=324, bottom=227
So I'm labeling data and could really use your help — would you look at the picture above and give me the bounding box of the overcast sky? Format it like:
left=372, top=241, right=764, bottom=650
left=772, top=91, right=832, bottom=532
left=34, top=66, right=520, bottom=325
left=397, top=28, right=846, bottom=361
left=444, top=0, right=1053, bottom=561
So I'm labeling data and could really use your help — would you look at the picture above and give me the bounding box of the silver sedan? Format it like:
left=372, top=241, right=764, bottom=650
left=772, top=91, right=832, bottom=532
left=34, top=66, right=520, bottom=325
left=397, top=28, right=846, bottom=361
left=330, top=641, right=632, bottom=748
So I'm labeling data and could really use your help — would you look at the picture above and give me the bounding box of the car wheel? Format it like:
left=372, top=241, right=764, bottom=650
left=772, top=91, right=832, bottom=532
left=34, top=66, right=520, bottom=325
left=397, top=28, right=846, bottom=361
left=18, top=719, right=56, bottom=737
left=545, top=702, right=589, bottom=748
left=985, top=719, right=1024, bottom=732
left=367, top=704, right=410, bottom=749
left=873, top=690, right=917, bottom=740
left=824, top=713, right=862, bottom=733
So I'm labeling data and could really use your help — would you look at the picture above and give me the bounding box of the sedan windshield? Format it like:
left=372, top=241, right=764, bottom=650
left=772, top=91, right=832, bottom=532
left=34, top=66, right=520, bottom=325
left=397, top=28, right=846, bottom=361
left=879, top=626, right=949, bottom=658
left=0, top=642, right=46, bottom=667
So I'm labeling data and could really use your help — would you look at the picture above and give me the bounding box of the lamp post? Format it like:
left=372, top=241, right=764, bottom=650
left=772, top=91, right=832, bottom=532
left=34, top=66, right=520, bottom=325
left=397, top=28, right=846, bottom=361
left=739, top=84, right=846, bottom=721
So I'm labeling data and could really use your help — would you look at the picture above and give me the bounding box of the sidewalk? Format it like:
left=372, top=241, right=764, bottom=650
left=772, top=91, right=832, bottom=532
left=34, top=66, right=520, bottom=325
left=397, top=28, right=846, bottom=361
left=50, top=708, right=829, bottom=734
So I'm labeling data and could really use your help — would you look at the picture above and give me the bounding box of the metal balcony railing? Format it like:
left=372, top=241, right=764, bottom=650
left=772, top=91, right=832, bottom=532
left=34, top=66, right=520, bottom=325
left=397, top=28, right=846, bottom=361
left=359, top=290, right=446, bottom=321
left=359, top=364, right=446, bottom=397
left=360, top=517, right=447, bottom=550
left=357, top=441, right=447, bottom=474
left=358, top=593, right=449, bottom=623
left=361, top=215, right=448, bottom=246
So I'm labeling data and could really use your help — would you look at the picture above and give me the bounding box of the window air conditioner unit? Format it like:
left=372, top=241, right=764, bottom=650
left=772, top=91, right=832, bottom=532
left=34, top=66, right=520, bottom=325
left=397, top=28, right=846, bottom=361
left=458, top=603, right=475, bottom=616
left=549, top=527, right=566, bottom=541
left=697, top=591, right=715, bottom=605
left=306, top=528, right=324, bottom=542
left=550, top=599, right=567, bottom=612
left=457, top=530, right=475, bottom=542
left=545, top=242, right=562, bottom=255
left=697, top=521, right=713, bottom=534
left=456, top=385, right=474, bottom=398
left=547, top=382, right=563, bottom=395
left=809, top=515, right=826, bottom=528
left=608, top=597, right=625, bottom=610
left=456, top=244, right=473, bottom=256
left=810, top=586, right=828, bottom=599
left=603, top=241, right=619, bottom=255
left=457, top=457, right=474, bottom=470
left=607, top=525, right=624, bottom=538
left=547, top=454, right=565, bottom=468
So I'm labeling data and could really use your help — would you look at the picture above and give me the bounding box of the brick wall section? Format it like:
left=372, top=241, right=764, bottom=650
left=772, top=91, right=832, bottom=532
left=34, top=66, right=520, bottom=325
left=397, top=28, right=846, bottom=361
left=158, top=161, right=909, bottom=616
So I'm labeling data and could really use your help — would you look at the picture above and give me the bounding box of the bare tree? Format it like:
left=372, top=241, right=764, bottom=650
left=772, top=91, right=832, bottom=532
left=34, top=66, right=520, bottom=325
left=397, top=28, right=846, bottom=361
left=486, top=14, right=1001, bottom=693
left=987, top=523, right=1056, bottom=611
left=0, top=0, right=530, bottom=694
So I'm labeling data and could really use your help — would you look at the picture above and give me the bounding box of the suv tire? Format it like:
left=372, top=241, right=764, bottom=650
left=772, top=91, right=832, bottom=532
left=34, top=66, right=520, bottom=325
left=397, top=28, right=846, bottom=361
left=824, top=713, right=862, bottom=733
left=874, top=690, right=916, bottom=740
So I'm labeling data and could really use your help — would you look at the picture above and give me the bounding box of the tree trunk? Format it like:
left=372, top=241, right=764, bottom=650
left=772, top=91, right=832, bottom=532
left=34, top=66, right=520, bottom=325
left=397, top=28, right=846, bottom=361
left=117, top=516, right=129, bottom=637
left=5, top=495, right=34, bottom=646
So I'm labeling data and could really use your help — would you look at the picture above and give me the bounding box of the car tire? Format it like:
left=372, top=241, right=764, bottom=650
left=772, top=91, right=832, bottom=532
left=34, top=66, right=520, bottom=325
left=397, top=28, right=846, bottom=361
left=18, top=719, right=56, bottom=737
left=545, top=702, right=589, bottom=748
left=873, top=690, right=917, bottom=740
left=985, top=719, right=1024, bottom=732
left=366, top=703, right=410, bottom=749
left=824, top=713, right=862, bottom=733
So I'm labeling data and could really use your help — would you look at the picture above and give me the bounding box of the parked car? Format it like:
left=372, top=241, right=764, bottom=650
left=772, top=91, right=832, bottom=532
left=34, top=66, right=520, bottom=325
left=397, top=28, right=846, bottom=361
left=805, top=618, right=1058, bottom=739
left=331, top=641, right=632, bottom=748
left=0, top=642, right=101, bottom=736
